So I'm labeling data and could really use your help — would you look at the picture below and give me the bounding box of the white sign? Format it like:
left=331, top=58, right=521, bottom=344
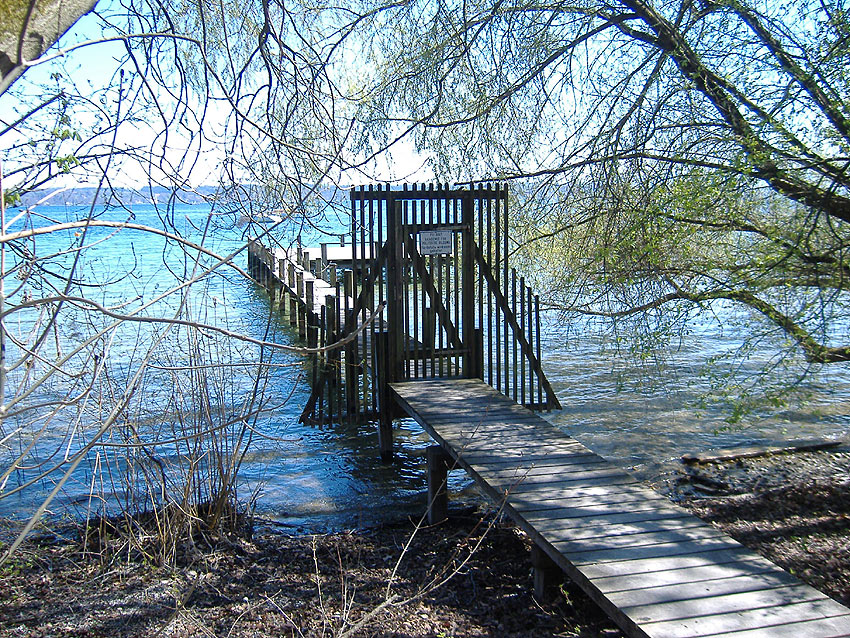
left=419, top=230, right=453, bottom=255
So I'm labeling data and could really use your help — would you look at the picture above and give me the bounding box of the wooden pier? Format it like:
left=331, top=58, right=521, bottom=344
left=392, top=378, right=850, bottom=638
left=248, top=183, right=850, bottom=638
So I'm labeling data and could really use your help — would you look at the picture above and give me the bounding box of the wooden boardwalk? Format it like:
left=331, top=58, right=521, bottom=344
left=391, top=378, right=850, bottom=638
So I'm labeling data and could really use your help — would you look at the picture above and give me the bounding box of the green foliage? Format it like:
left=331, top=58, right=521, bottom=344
left=3, top=190, right=21, bottom=207
left=349, top=0, right=850, bottom=410
left=55, top=155, right=80, bottom=172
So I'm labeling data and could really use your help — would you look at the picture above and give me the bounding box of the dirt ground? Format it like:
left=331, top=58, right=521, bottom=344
left=1, top=447, right=848, bottom=638
left=658, top=445, right=850, bottom=608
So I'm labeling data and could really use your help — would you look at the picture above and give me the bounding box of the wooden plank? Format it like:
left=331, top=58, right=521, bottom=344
left=510, top=492, right=674, bottom=516
left=524, top=512, right=707, bottom=540
left=515, top=500, right=689, bottom=525
left=608, top=575, right=818, bottom=609
left=445, top=438, right=588, bottom=459
left=495, top=471, right=641, bottom=496
left=424, top=423, right=565, bottom=441
left=508, top=483, right=670, bottom=509
left=639, top=599, right=850, bottom=637
left=436, top=430, right=583, bottom=450
left=629, top=587, right=833, bottom=629
left=474, top=455, right=609, bottom=475
left=404, top=393, right=553, bottom=416
left=704, top=615, right=850, bottom=638
left=545, top=523, right=729, bottom=554
left=479, top=458, right=622, bottom=478
left=592, top=559, right=784, bottom=594
left=485, top=466, right=631, bottom=489
left=410, top=405, right=562, bottom=428
left=559, top=536, right=745, bottom=566
left=460, top=451, right=600, bottom=468
left=424, top=416, right=564, bottom=433
left=519, top=514, right=696, bottom=541
left=578, top=547, right=760, bottom=580
left=500, top=486, right=671, bottom=518
left=457, top=468, right=634, bottom=503
left=403, top=391, right=537, bottom=411
left=437, top=426, right=579, bottom=447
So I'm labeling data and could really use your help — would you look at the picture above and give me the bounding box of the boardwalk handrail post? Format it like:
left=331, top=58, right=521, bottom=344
left=307, top=311, right=319, bottom=401
left=343, top=269, right=359, bottom=417
left=296, top=270, right=306, bottom=338
left=373, top=199, right=406, bottom=461
left=472, top=328, right=484, bottom=380
left=461, top=191, right=476, bottom=378
left=423, top=305, right=436, bottom=352
left=305, top=279, right=314, bottom=321
left=288, top=263, right=297, bottom=327
left=387, top=200, right=404, bottom=382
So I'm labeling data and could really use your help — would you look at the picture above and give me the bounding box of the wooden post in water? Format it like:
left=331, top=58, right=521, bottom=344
left=257, top=243, right=265, bottom=286
left=374, top=331, right=394, bottom=461
left=426, top=445, right=451, bottom=524
left=296, top=271, right=305, bottom=338
left=305, top=280, right=314, bottom=322
left=473, top=328, right=484, bottom=380
left=325, top=293, right=337, bottom=420
left=343, top=269, right=358, bottom=419
left=288, top=264, right=297, bottom=326
left=307, top=306, right=319, bottom=409
left=373, top=199, right=408, bottom=460
left=275, top=258, right=285, bottom=309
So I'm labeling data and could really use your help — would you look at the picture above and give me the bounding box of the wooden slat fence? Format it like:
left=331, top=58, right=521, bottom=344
left=248, top=182, right=560, bottom=426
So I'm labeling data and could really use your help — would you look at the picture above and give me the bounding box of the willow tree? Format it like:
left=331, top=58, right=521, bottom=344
left=349, top=0, right=850, bottom=407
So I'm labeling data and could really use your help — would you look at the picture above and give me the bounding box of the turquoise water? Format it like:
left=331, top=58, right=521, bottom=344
left=0, top=202, right=467, bottom=532
left=1, top=202, right=848, bottom=531
left=541, top=309, right=850, bottom=483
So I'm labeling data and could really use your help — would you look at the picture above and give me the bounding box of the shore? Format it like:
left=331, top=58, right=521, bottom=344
left=656, top=444, right=850, bottom=608
left=1, top=447, right=848, bottom=637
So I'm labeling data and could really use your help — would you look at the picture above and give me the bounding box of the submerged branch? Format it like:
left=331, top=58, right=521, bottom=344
left=566, top=285, right=850, bottom=363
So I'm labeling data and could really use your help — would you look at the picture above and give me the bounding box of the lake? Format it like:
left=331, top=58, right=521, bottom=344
left=1, top=202, right=848, bottom=532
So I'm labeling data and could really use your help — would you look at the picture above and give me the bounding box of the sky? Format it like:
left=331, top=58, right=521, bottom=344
left=1, top=0, right=433, bottom=197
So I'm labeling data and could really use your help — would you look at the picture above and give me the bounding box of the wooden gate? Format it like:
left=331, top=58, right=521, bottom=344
left=299, top=183, right=560, bottom=430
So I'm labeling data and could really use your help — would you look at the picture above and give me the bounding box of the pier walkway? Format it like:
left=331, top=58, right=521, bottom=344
left=250, top=183, right=850, bottom=638
left=391, top=377, right=850, bottom=638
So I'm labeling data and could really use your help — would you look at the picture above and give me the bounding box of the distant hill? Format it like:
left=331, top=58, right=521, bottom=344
left=17, top=186, right=221, bottom=207
left=16, top=184, right=353, bottom=208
